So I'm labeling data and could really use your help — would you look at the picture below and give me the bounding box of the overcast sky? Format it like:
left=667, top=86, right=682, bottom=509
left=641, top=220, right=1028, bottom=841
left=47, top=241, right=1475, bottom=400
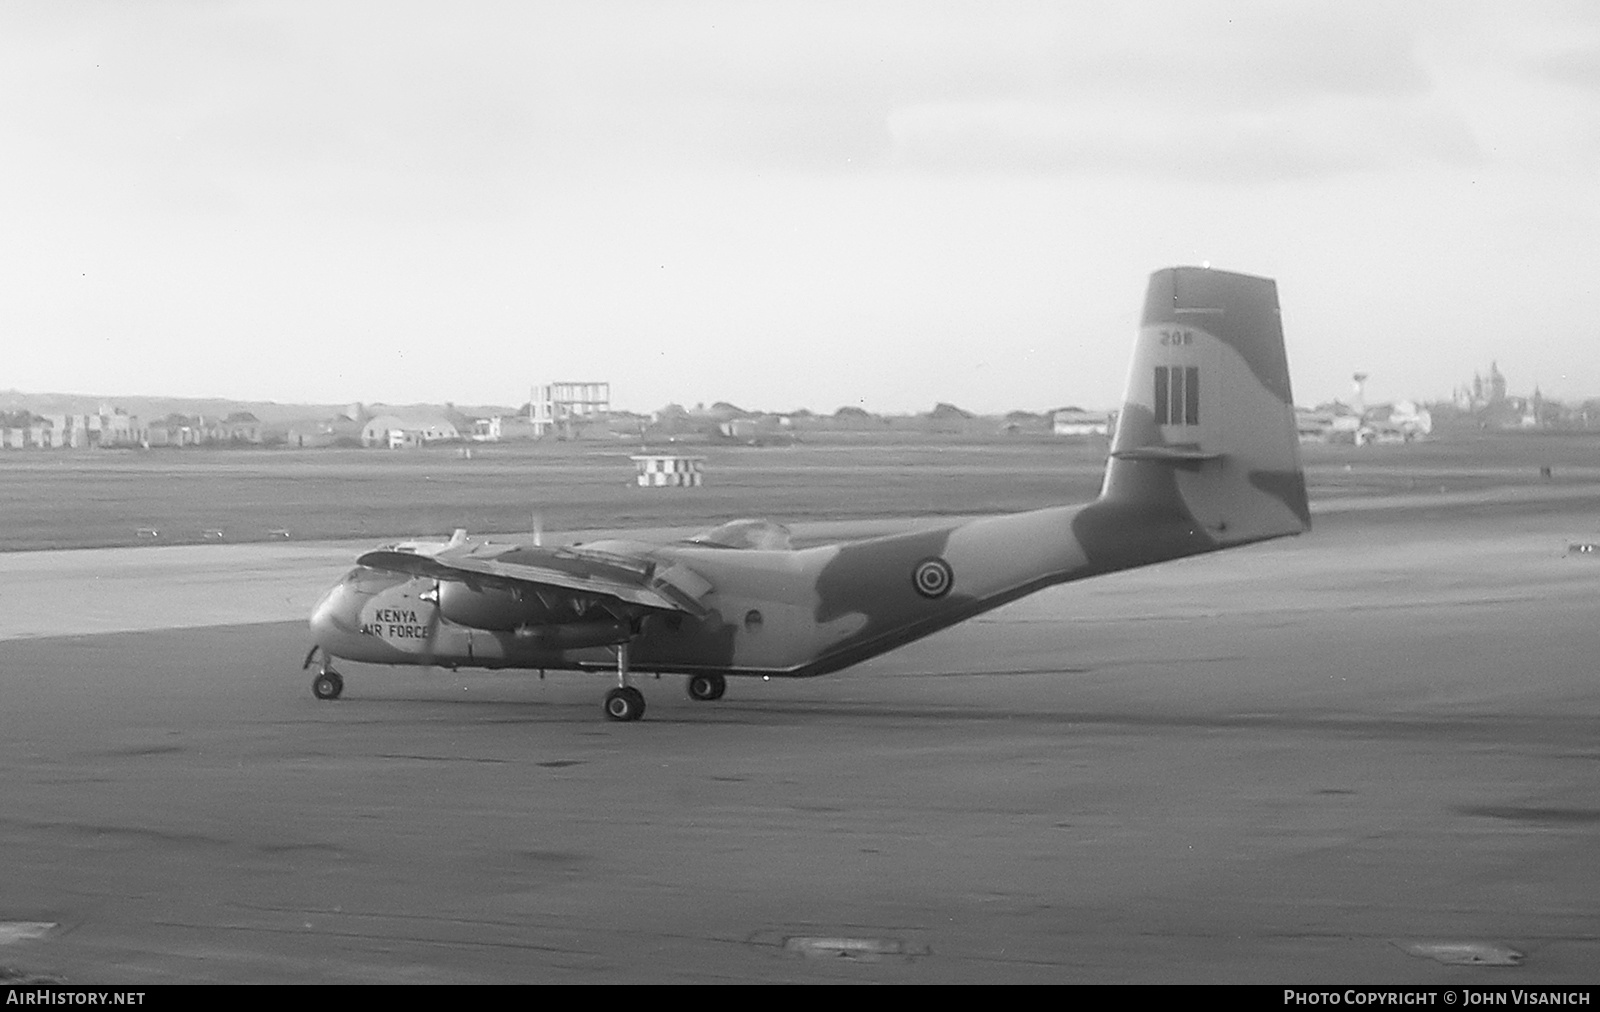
left=2, top=1, right=1597, bottom=414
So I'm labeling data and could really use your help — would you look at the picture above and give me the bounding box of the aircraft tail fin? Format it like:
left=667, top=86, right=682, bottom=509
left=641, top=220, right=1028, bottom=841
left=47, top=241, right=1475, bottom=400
left=1094, top=266, right=1309, bottom=553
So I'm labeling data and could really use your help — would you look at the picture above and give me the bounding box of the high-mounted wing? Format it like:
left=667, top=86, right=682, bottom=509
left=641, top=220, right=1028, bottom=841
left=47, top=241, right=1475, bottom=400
left=357, top=542, right=712, bottom=618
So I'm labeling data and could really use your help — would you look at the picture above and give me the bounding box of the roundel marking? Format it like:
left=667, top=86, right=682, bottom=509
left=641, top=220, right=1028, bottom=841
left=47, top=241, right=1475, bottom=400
left=912, top=557, right=953, bottom=599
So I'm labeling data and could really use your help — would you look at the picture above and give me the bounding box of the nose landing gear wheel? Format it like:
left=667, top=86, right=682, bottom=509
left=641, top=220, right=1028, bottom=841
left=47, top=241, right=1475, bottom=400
left=686, top=674, right=726, bottom=702
left=312, top=670, right=344, bottom=700
left=604, top=686, right=645, bottom=722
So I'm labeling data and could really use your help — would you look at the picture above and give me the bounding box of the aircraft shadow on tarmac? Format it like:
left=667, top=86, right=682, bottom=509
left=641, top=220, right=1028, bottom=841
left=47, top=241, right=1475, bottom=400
left=291, top=677, right=1591, bottom=747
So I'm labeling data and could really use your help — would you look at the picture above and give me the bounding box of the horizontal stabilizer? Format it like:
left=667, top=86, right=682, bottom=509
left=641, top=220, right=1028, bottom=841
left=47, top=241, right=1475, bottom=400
left=1110, top=446, right=1224, bottom=463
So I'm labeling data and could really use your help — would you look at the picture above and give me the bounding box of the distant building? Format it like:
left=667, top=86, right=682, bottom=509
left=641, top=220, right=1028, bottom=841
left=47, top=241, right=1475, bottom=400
left=1051, top=407, right=1111, bottom=437
left=496, top=415, right=539, bottom=441
left=95, top=405, right=145, bottom=447
left=469, top=416, right=503, bottom=441
left=361, top=413, right=461, bottom=448
left=1296, top=406, right=1335, bottom=443
left=1385, top=400, right=1434, bottom=438
left=1455, top=361, right=1508, bottom=411
left=39, top=414, right=89, bottom=448
left=716, top=416, right=796, bottom=444
left=214, top=412, right=262, bottom=444
left=0, top=408, right=147, bottom=449
left=531, top=381, right=610, bottom=437
left=719, top=418, right=759, bottom=440
left=1298, top=399, right=1432, bottom=445
left=146, top=414, right=207, bottom=447
left=285, top=414, right=363, bottom=448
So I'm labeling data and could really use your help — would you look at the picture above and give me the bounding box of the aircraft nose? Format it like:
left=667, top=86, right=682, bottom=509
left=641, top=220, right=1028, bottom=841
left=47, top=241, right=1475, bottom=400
left=310, top=581, right=355, bottom=643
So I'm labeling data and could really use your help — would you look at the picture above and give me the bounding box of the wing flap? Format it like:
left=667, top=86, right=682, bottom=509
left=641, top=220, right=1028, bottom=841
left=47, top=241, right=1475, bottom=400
left=648, top=563, right=714, bottom=613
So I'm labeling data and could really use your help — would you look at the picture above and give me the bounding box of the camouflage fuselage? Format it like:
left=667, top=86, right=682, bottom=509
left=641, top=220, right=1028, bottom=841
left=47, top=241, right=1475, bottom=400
left=311, top=494, right=1259, bottom=678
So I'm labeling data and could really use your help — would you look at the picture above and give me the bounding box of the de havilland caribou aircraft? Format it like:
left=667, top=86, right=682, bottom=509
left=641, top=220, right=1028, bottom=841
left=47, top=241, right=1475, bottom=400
left=305, top=266, right=1309, bottom=721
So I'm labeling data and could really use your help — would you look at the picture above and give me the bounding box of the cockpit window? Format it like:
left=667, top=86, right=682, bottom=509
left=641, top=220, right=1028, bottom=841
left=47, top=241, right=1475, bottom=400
left=683, top=518, right=794, bottom=550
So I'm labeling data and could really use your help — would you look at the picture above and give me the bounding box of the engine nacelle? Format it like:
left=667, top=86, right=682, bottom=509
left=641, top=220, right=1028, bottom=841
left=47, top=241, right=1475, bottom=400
left=436, top=582, right=549, bottom=631
left=513, top=622, right=630, bottom=650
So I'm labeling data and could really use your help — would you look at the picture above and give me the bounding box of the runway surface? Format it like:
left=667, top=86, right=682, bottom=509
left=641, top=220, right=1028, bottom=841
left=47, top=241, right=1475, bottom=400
left=2, top=498, right=1598, bottom=982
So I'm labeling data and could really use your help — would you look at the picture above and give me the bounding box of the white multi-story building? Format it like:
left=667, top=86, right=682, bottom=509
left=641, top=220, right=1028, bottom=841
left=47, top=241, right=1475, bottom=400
left=530, top=381, right=610, bottom=437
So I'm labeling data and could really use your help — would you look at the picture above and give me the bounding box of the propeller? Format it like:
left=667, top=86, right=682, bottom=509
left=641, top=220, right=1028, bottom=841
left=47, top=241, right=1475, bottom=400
left=417, top=578, right=444, bottom=670
left=424, top=529, right=463, bottom=670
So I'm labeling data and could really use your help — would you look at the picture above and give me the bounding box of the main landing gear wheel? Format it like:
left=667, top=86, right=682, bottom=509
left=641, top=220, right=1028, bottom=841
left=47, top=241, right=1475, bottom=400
left=604, top=686, right=646, bottom=722
left=312, top=670, right=344, bottom=700
left=686, top=674, right=726, bottom=702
